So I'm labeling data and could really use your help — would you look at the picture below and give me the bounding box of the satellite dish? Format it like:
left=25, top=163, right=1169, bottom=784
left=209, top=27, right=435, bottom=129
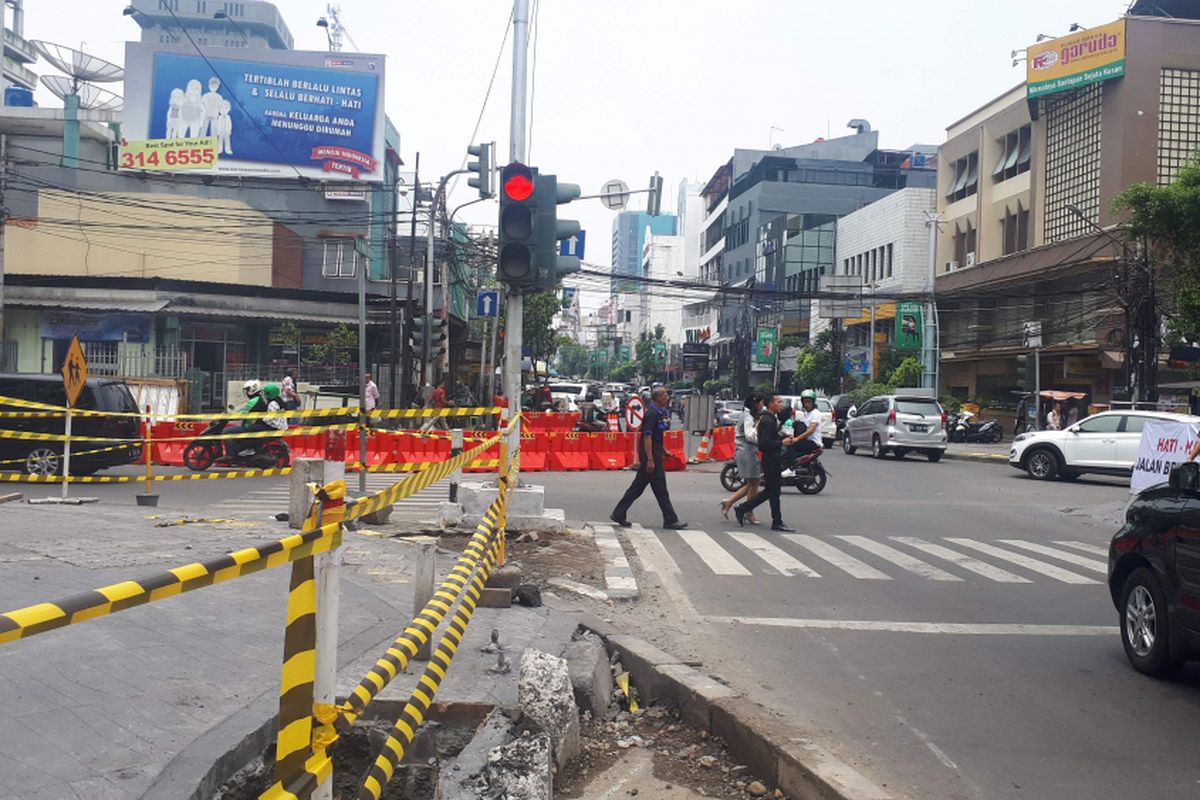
left=41, top=76, right=123, bottom=111
left=30, top=41, right=123, bottom=83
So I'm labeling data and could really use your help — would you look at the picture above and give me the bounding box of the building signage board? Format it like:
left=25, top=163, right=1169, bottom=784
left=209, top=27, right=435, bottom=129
left=895, top=302, right=923, bottom=350
left=1026, top=19, right=1125, bottom=99
left=753, top=326, right=777, bottom=369
left=40, top=312, right=151, bottom=343
left=123, top=43, right=386, bottom=181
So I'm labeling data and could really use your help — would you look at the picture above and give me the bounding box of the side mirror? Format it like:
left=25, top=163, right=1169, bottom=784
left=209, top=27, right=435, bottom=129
left=1169, top=461, right=1200, bottom=492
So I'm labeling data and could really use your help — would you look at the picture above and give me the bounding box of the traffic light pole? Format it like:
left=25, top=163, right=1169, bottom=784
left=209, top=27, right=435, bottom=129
left=504, top=0, right=530, bottom=450
left=426, top=168, right=469, bottom=391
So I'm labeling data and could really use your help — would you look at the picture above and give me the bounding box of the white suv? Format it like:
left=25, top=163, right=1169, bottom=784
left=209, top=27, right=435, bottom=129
left=1009, top=410, right=1200, bottom=481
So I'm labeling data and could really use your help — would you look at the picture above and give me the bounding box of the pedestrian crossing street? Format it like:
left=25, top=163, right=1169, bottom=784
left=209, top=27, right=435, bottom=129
left=639, top=528, right=1110, bottom=586
left=212, top=474, right=450, bottom=525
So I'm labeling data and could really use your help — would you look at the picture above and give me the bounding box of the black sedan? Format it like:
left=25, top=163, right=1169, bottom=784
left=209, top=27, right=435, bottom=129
left=1108, top=461, right=1200, bottom=677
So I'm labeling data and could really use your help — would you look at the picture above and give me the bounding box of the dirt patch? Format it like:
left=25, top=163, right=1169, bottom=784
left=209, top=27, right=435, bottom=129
left=558, top=706, right=784, bottom=799
left=436, top=528, right=607, bottom=593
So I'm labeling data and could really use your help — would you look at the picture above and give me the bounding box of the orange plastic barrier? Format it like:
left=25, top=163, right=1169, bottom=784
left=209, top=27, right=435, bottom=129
left=520, top=430, right=548, bottom=471
left=523, top=411, right=580, bottom=432
left=662, top=430, right=687, bottom=471
left=708, top=425, right=735, bottom=462
left=463, top=431, right=500, bottom=473
left=589, top=432, right=627, bottom=470
left=549, top=431, right=589, bottom=471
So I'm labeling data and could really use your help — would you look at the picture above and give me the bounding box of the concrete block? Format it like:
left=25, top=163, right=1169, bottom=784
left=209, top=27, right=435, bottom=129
left=435, top=709, right=516, bottom=800
left=462, top=508, right=567, bottom=534
left=606, top=634, right=684, bottom=705
left=485, top=731, right=552, bottom=800
left=488, top=563, right=523, bottom=590
left=655, top=663, right=738, bottom=729
left=478, top=587, right=512, bottom=608
left=560, top=633, right=613, bottom=718
left=438, top=501, right=464, bottom=528
left=288, top=458, right=324, bottom=529
left=459, top=481, right=545, bottom=517
left=518, top=649, right=581, bottom=771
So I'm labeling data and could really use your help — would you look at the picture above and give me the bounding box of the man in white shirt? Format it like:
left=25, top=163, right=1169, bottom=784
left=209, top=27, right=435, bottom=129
left=791, top=390, right=823, bottom=457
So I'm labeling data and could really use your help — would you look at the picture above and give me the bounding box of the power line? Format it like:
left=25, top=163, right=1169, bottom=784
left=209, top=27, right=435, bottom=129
left=448, top=5, right=514, bottom=198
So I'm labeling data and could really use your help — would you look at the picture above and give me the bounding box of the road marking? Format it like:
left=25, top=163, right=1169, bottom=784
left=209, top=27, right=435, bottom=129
left=782, top=534, right=891, bottom=580
left=836, top=535, right=962, bottom=581
left=624, top=524, right=699, bottom=622
left=705, top=616, right=1117, bottom=635
left=890, top=537, right=1032, bottom=583
left=945, top=538, right=1099, bottom=584
left=998, top=540, right=1108, bottom=573
left=590, top=523, right=638, bottom=599
left=677, top=530, right=752, bottom=576
left=728, top=532, right=821, bottom=577
left=1053, top=540, right=1109, bottom=558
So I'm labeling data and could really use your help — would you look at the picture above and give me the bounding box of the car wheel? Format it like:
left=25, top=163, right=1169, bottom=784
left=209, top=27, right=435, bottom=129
left=1025, top=448, right=1060, bottom=480
left=1120, top=568, right=1184, bottom=678
left=24, top=446, right=61, bottom=476
left=871, top=435, right=886, bottom=459
left=842, top=433, right=856, bottom=455
left=926, top=450, right=943, bottom=463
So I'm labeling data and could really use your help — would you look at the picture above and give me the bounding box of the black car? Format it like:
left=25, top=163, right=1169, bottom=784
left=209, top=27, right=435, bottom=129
left=0, top=373, right=142, bottom=476
left=1108, top=461, right=1200, bottom=677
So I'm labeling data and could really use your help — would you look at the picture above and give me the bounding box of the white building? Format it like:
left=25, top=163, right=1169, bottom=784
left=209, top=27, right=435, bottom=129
left=675, top=179, right=705, bottom=280
left=825, top=186, right=936, bottom=378
left=640, top=230, right=686, bottom=345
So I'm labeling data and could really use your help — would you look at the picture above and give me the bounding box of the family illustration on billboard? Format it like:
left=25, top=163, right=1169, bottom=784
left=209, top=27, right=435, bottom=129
left=164, top=76, right=233, bottom=155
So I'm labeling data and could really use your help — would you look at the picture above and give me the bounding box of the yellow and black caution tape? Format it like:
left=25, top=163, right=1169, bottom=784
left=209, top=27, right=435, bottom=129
left=0, top=422, right=354, bottom=445
left=0, top=442, right=136, bottom=466
left=0, top=467, right=293, bottom=484
left=0, top=519, right=343, bottom=647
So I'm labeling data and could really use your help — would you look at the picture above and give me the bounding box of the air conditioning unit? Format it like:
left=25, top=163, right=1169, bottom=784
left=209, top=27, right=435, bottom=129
left=945, top=260, right=959, bottom=273
left=965, top=251, right=977, bottom=268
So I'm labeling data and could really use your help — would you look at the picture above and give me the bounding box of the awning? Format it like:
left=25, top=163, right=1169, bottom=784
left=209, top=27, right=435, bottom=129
left=1039, top=390, right=1086, bottom=401
left=167, top=305, right=359, bottom=324
left=709, top=336, right=734, bottom=346
left=9, top=297, right=170, bottom=313
left=842, top=301, right=897, bottom=326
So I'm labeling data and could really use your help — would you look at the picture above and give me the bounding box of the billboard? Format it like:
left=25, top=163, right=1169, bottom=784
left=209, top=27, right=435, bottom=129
left=123, top=43, right=386, bottom=181
left=895, top=302, right=923, bottom=350
left=753, top=326, right=778, bottom=370
left=1026, top=19, right=1125, bottom=99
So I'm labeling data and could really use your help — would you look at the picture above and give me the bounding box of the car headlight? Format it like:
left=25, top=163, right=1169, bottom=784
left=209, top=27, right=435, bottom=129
left=1014, top=433, right=1033, bottom=442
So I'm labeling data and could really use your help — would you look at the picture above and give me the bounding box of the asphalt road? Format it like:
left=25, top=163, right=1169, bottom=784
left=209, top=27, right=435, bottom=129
left=530, top=454, right=1200, bottom=800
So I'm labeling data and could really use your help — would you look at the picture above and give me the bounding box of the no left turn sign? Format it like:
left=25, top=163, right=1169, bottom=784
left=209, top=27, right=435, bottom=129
left=625, top=396, right=645, bottom=431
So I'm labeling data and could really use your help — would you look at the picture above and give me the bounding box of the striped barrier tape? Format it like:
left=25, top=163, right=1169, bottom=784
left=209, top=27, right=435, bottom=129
left=0, top=422, right=354, bottom=445
left=0, top=393, right=501, bottom=421
left=0, top=518, right=343, bottom=647
left=0, top=442, right=136, bottom=466
left=0, top=467, right=294, bottom=484
left=347, top=459, right=500, bottom=473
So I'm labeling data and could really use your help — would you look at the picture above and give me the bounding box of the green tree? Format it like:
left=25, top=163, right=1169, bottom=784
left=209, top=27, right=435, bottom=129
left=886, top=357, right=924, bottom=388
left=790, top=331, right=839, bottom=394
left=874, top=347, right=903, bottom=379
left=608, top=360, right=637, bottom=382
left=556, top=338, right=590, bottom=377
left=522, top=291, right=562, bottom=367
left=1113, top=156, right=1200, bottom=340
left=306, top=323, right=357, bottom=367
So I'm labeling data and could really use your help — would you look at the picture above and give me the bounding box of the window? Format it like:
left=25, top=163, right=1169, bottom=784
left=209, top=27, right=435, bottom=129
left=1121, top=416, right=1148, bottom=434
left=946, top=152, right=978, bottom=202
left=1044, top=84, right=1102, bottom=244
left=886, top=243, right=893, bottom=278
left=1002, top=203, right=1030, bottom=255
left=1157, top=68, right=1200, bottom=185
left=321, top=240, right=357, bottom=278
left=1076, top=414, right=1121, bottom=434
left=993, top=125, right=1032, bottom=182
left=195, top=0, right=207, bottom=11
left=952, top=222, right=976, bottom=268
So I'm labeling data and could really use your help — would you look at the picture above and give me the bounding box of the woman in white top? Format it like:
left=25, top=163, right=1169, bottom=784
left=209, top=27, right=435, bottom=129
left=720, top=393, right=765, bottom=524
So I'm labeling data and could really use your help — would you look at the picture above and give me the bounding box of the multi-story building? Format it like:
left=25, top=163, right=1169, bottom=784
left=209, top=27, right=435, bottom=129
left=675, top=179, right=704, bottom=279
left=832, top=187, right=937, bottom=379
left=610, top=211, right=676, bottom=295
left=124, top=0, right=293, bottom=50
left=2, top=0, right=37, bottom=105
left=935, top=5, right=1200, bottom=406
left=641, top=231, right=686, bottom=345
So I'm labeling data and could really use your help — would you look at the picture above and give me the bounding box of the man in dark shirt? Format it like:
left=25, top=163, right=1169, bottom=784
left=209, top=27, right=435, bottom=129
left=610, top=386, right=688, bottom=530
left=735, top=393, right=797, bottom=532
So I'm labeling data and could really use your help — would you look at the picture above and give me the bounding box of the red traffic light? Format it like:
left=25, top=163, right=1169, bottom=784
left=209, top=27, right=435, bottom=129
left=502, top=163, right=534, bottom=201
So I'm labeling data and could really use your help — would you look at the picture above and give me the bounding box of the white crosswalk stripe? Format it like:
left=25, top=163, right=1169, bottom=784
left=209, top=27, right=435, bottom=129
left=1053, top=540, right=1109, bottom=558
left=677, top=530, right=752, bottom=576
left=212, top=476, right=450, bottom=523
left=782, top=534, right=891, bottom=580
left=890, top=537, right=1031, bottom=583
left=998, top=540, right=1108, bottom=573
left=633, top=530, right=1109, bottom=587
left=836, top=536, right=962, bottom=581
left=729, top=532, right=821, bottom=577
left=945, top=538, right=1099, bottom=584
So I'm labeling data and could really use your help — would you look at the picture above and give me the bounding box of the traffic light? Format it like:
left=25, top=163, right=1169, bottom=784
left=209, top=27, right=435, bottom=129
left=410, top=316, right=448, bottom=361
left=498, top=162, right=537, bottom=289
left=533, top=172, right=581, bottom=291
left=647, top=171, right=663, bottom=216
left=1016, top=353, right=1034, bottom=391
left=467, top=141, right=494, bottom=199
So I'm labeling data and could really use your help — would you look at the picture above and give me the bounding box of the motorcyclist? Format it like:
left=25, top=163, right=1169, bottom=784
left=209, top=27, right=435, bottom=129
left=790, top=390, right=823, bottom=460
left=221, top=379, right=286, bottom=462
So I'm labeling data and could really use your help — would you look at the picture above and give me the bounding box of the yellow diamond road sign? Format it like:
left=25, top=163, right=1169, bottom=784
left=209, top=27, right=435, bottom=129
left=61, top=336, right=88, bottom=408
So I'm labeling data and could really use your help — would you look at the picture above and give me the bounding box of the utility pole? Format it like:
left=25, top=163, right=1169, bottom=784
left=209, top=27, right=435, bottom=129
left=923, top=211, right=943, bottom=392
left=402, top=153, right=419, bottom=406
left=503, top=0, right=529, bottom=442
left=388, top=172, right=399, bottom=409
left=0, top=134, right=6, bottom=358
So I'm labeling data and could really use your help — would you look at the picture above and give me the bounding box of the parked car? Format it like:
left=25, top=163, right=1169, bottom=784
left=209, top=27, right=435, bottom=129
left=829, top=393, right=854, bottom=441
left=714, top=400, right=742, bottom=427
left=842, top=393, right=948, bottom=462
left=1108, top=461, right=1200, bottom=677
left=1009, top=410, right=1199, bottom=481
left=0, top=373, right=142, bottom=476
left=546, top=382, right=598, bottom=405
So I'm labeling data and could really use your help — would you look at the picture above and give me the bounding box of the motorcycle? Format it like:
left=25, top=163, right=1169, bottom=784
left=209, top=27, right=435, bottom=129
left=719, top=449, right=830, bottom=495
left=948, top=410, right=1003, bottom=444
left=182, top=417, right=291, bottom=471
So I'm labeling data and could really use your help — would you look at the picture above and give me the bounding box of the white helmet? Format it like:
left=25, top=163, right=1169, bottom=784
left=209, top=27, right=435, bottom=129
left=243, top=379, right=262, bottom=398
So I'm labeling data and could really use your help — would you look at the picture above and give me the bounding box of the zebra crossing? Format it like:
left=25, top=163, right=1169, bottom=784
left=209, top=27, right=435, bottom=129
left=211, top=474, right=451, bottom=526
left=637, top=528, right=1110, bottom=586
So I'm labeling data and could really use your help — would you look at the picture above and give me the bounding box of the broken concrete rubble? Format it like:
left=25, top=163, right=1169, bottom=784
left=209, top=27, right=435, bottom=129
left=485, top=730, right=552, bottom=800
left=561, top=631, right=614, bottom=719
left=518, top=649, right=581, bottom=771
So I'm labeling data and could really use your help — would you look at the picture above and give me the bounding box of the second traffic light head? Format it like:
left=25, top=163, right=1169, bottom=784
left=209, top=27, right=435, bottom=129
left=467, top=141, right=495, bottom=199
left=533, top=173, right=582, bottom=291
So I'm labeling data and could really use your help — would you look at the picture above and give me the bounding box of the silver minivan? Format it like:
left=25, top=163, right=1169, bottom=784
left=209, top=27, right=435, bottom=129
left=843, top=393, right=948, bottom=462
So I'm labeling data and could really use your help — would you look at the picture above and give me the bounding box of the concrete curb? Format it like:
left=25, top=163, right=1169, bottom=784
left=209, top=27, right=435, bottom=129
left=943, top=451, right=1009, bottom=464
left=577, top=613, right=892, bottom=800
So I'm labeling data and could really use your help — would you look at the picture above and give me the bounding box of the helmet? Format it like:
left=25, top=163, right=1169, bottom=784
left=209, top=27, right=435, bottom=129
left=800, top=390, right=818, bottom=403
left=243, top=379, right=262, bottom=398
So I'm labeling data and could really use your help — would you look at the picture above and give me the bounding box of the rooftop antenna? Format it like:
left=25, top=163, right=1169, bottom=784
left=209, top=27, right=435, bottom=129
left=30, top=41, right=123, bottom=167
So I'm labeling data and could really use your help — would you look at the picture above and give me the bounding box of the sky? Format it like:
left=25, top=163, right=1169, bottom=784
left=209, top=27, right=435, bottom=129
left=25, top=0, right=1134, bottom=312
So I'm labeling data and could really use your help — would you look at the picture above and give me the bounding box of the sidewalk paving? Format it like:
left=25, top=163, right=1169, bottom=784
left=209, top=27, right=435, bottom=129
left=0, top=499, right=583, bottom=800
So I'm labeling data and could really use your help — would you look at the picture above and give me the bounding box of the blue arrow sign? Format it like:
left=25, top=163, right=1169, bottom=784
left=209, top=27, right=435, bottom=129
left=559, top=230, right=586, bottom=259
left=476, top=290, right=498, bottom=318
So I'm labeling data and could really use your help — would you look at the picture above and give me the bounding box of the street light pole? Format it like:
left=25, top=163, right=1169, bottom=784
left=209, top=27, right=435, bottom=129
left=503, top=0, right=530, bottom=452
